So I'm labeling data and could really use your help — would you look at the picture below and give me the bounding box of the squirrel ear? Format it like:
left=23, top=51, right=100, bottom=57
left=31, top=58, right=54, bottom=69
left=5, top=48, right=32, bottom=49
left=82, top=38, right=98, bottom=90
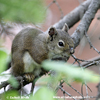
left=49, top=27, right=57, bottom=36
left=62, top=23, right=69, bottom=32
left=48, top=27, right=57, bottom=41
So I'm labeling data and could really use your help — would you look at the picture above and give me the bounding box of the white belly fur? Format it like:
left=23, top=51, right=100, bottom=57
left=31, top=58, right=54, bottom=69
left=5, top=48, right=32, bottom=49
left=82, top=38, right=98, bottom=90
left=23, top=52, right=40, bottom=73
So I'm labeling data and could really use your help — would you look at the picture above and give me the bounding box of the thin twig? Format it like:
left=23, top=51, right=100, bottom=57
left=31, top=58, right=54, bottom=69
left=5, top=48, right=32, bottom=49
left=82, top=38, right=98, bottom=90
left=80, top=68, right=89, bottom=100
left=85, top=82, right=89, bottom=100
left=55, top=80, right=64, bottom=93
left=84, top=31, right=100, bottom=54
left=46, top=0, right=64, bottom=19
left=66, top=82, right=84, bottom=97
left=81, top=84, right=84, bottom=100
left=72, top=54, right=93, bottom=63
left=83, top=61, right=100, bottom=68
left=71, top=54, right=83, bottom=67
left=46, top=1, right=54, bottom=9
left=82, top=56, right=100, bottom=68
left=59, top=86, right=77, bottom=100
left=54, top=0, right=64, bottom=19
left=96, top=64, right=100, bottom=99
left=71, top=54, right=100, bottom=68
left=63, top=91, right=65, bottom=100
left=72, top=54, right=91, bottom=99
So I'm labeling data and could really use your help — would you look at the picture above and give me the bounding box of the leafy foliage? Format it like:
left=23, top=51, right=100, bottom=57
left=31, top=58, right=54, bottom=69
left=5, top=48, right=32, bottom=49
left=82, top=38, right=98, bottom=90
left=8, top=75, right=19, bottom=88
left=31, top=87, right=57, bottom=100
left=2, top=90, right=19, bottom=100
left=0, top=0, right=46, bottom=23
left=42, top=60, right=99, bottom=83
left=0, top=59, right=99, bottom=100
left=0, top=49, right=8, bottom=73
left=1, top=87, right=57, bottom=100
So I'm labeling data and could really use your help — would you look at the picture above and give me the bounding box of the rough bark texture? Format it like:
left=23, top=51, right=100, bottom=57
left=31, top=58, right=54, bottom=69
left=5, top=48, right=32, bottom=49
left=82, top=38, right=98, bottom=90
left=71, top=0, right=100, bottom=48
left=53, top=0, right=91, bottom=29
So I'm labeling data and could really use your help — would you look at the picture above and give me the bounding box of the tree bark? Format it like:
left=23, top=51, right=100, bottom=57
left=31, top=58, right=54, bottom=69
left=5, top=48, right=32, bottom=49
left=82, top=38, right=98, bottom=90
left=53, top=0, right=91, bottom=29
left=52, top=0, right=100, bottom=48
left=71, top=0, right=100, bottom=48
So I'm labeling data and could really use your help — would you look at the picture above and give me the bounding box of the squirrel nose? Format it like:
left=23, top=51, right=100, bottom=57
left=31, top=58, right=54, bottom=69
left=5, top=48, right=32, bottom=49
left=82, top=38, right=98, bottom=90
left=70, top=48, right=75, bottom=54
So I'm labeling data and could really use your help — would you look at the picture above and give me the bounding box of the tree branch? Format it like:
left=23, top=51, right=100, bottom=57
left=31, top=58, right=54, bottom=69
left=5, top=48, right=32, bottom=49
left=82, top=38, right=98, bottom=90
left=96, top=83, right=100, bottom=100
left=53, top=0, right=91, bottom=29
left=71, top=0, right=100, bottom=48
left=82, top=55, right=100, bottom=68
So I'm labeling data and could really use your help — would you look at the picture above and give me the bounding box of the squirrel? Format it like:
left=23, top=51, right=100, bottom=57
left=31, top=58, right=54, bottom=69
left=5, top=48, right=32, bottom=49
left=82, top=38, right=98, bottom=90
left=11, top=23, right=74, bottom=88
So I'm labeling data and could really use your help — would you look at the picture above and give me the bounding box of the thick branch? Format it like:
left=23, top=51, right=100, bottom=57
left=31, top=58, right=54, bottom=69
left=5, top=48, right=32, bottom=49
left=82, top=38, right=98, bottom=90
left=71, top=0, right=100, bottom=48
left=53, top=0, right=91, bottom=29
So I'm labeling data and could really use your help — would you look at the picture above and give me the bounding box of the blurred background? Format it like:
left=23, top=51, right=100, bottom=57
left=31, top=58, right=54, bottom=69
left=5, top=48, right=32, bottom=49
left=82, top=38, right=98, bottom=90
left=45, top=0, right=100, bottom=99
left=0, top=0, right=100, bottom=99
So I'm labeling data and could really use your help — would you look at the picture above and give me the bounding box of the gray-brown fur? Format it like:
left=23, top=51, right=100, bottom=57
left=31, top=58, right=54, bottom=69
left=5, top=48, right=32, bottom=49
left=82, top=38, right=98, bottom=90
left=11, top=24, right=74, bottom=82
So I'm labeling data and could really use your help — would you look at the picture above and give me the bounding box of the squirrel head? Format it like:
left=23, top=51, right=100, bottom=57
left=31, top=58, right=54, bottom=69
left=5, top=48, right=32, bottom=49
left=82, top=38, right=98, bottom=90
left=47, top=23, right=74, bottom=61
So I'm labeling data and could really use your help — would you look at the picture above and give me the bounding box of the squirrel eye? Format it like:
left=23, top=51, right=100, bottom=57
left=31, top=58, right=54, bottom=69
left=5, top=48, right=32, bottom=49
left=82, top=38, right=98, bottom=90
left=58, top=40, right=65, bottom=47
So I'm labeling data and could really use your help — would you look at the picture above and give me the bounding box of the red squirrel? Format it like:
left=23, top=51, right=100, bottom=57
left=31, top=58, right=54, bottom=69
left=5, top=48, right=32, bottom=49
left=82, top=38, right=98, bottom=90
left=11, top=23, right=74, bottom=87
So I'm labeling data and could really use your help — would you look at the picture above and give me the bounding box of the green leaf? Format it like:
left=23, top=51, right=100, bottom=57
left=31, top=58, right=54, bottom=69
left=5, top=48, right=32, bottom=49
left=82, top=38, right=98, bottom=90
left=0, top=0, right=46, bottom=23
left=8, top=75, right=19, bottom=88
left=30, top=87, right=57, bottom=100
left=42, top=60, right=99, bottom=83
left=37, top=74, right=60, bottom=90
left=0, top=49, right=8, bottom=73
left=2, top=90, right=19, bottom=100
